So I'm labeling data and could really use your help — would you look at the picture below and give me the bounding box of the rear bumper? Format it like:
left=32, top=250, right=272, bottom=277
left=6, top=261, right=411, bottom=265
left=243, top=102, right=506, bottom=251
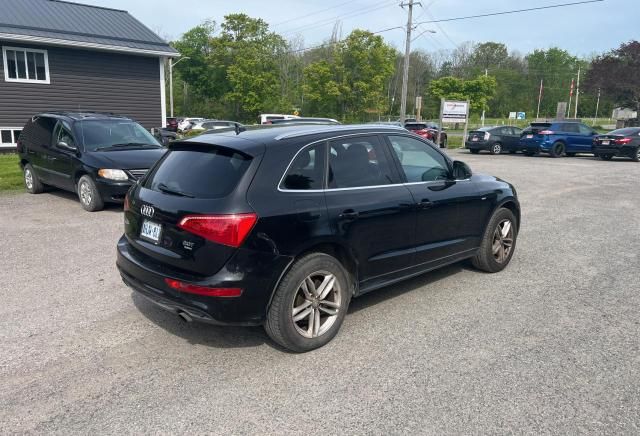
left=593, top=145, right=636, bottom=157
left=465, top=140, right=491, bottom=150
left=116, top=235, right=293, bottom=325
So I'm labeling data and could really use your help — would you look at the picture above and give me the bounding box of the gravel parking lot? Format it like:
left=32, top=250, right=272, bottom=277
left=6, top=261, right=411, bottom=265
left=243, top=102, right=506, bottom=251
left=1, top=150, right=639, bottom=434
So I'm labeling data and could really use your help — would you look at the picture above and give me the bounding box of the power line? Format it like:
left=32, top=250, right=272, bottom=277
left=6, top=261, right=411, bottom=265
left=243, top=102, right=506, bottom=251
left=279, top=0, right=397, bottom=37
left=271, top=0, right=356, bottom=27
left=414, top=0, right=604, bottom=25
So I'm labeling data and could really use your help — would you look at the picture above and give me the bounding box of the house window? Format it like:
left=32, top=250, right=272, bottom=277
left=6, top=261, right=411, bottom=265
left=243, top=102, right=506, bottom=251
left=2, top=46, right=50, bottom=84
left=0, top=128, right=22, bottom=147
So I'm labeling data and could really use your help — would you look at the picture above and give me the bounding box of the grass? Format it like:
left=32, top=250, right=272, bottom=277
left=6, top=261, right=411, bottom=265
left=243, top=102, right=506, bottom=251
left=0, top=153, right=23, bottom=192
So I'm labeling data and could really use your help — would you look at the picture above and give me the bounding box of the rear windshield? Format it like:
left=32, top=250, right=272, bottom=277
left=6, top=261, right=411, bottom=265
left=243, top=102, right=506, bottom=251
left=405, top=123, right=427, bottom=130
left=144, top=148, right=251, bottom=199
left=609, top=128, right=640, bottom=136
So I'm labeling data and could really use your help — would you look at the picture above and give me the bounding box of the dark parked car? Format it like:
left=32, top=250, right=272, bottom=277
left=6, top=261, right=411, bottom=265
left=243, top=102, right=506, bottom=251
left=153, top=128, right=178, bottom=146
left=520, top=121, right=598, bottom=157
left=18, top=112, right=165, bottom=211
left=117, top=125, right=520, bottom=352
left=592, top=127, right=640, bottom=161
left=466, top=126, right=523, bottom=154
left=404, top=122, right=448, bottom=148
left=165, top=117, right=178, bottom=132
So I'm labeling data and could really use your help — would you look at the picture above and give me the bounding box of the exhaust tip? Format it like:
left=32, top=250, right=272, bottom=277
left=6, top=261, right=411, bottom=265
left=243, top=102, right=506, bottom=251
left=177, top=311, right=193, bottom=323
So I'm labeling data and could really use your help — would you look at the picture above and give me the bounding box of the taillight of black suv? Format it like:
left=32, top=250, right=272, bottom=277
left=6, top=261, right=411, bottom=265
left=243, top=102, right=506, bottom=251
left=117, top=125, right=520, bottom=352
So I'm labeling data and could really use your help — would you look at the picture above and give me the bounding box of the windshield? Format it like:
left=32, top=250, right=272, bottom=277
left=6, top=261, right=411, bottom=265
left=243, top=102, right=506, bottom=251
left=77, top=120, right=161, bottom=150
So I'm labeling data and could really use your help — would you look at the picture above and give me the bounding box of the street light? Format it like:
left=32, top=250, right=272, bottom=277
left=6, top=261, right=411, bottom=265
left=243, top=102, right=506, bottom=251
left=169, top=56, right=190, bottom=118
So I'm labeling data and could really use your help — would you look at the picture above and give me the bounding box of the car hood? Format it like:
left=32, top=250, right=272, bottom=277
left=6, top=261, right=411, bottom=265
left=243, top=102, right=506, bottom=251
left=84, top=148, right=166, bottom=170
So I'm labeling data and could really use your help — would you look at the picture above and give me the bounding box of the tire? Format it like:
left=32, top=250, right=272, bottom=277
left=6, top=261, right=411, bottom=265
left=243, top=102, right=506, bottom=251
left=632, top=147, right=640, bottom=162
left=265, top=253, right=351, bottom=352
left=23, top=163, right=44, bottom=194
left=549, top=142, right=565, bottom=158
left=441, top=136, right=447, bottom=148
left=489, top=142, right=502, bottom=155
left=471, top=208, right=518, bottom=273
left=600, top=154, right=613, bottom=161
left=566, top=152, right=576, bottom=157
left=470, top=149, right=480, bottom=154
left=77, top=175, right=104, bottom=212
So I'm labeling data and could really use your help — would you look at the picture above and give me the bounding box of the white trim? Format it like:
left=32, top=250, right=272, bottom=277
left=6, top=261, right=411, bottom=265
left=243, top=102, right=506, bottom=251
left=0, top=127, right=23, bottom=148
left=2, top=46, right=50, bottom=84
left=159, top=57, right=167, bottom=128
left=0, top=32, right=178, bottom=57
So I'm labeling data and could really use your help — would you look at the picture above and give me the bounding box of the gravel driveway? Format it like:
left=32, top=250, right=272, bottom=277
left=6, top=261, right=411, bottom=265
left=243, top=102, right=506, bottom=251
left=1, top=150, right=638, bottom=434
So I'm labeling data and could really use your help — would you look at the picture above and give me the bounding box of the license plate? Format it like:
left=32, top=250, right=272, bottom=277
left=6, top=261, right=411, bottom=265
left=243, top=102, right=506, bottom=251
left=526, top=134, right=533, bottom=139
left=140, top=219, right=162, bottom=243
left=602, top=140, right=610, bottom=145
left=472, top=137, right=478, bottom=141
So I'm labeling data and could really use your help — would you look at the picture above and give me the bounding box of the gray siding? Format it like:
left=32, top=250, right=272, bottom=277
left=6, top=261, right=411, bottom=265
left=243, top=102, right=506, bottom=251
left=0, top=42, right=162, bottom=129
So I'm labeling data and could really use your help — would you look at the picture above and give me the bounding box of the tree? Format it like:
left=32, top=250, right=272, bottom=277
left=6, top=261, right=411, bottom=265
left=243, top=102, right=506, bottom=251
left=585, top=40, right=640, bottom=113
left=428, top=75, right=497, bottom=113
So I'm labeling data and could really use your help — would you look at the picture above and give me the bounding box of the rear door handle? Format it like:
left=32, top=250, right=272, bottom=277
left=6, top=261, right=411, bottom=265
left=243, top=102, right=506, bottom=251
left=339, top=210, right=359, bottom=221
left=417, top=199, right=433, bottom=209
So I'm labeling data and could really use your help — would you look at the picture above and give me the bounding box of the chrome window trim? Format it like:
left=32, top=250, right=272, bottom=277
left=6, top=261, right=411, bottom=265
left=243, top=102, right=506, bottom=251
left=278, top=132, right=404, bottom=193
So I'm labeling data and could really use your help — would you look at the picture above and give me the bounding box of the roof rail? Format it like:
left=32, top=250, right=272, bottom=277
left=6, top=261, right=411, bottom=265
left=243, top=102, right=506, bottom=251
left=274, top=124, right=405, bottom=140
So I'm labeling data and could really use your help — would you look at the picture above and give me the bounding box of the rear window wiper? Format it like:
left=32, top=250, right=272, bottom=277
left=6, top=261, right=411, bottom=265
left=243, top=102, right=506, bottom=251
left=157, top=183, right=195, bottom=198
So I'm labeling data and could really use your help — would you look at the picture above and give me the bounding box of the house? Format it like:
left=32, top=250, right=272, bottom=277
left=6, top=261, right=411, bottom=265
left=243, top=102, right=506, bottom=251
left=0, top=0, right=178, bottom=148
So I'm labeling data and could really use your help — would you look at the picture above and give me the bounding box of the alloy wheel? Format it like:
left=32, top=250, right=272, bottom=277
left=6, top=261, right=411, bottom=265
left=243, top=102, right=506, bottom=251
left=636, top=149, right=640, bottom=161
left=24, top=168, right=33, bottom=189
left=291, top=271, right=342, bottom=339
left=492, top=219, right=514, bottom=264
left=79, top=181, right=92, bottom=205
left=492, top=144, right=502, bottom=154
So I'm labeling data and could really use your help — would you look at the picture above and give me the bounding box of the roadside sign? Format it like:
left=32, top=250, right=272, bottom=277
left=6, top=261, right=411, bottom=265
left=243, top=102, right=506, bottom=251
left=442, top=100, right=469, bottom=123
left=517, top=112, right=526, bottom=120
left=509, top=112, right=517, bottom=119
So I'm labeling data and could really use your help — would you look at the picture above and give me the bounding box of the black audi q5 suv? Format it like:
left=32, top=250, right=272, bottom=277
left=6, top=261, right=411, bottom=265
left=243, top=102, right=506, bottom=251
left=117, top=124, right=520, bottom=352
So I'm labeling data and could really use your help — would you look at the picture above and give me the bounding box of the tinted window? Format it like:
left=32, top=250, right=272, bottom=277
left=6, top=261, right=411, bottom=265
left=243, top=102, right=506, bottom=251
left=388, top=135, right=449, bottom=183
left=578, top=124, right=593, bottom=135
left=23, top=116, right=56, bottom=146
left=561, top=123, right=580, bottom=133
left=281, top=143, right=326, bottom=190
left=145, top=148, right=251, bottom=199
left=512, top=127, right=523, bottom=135
left=76, top=120, right=160, bottom=150
left=610, top=128, right=640, bottom=136
left=405, top=123, right=427, bottom=130
left=53, top=122, right=75, bottom=147
left=328, top=136, right=395, bottom=188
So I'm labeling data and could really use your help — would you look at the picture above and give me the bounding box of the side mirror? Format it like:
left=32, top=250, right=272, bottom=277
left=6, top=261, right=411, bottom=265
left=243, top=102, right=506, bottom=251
left=452, top=160, right=472, bottom=180
left=57, top=141, right=77, bottom=152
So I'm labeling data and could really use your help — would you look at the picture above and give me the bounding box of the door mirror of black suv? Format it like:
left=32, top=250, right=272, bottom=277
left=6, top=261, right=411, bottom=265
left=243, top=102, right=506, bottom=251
left=57, top=140, right=77, bottom=152
left=452, top=160, right=472, bottom=180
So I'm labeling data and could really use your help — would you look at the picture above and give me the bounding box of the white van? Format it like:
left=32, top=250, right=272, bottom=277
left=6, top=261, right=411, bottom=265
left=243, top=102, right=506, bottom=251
left=258, top=114, right=300, bottom=124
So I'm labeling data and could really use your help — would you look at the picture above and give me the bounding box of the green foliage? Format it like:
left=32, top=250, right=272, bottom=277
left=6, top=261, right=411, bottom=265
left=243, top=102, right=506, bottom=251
left=303, top=30, right=396, bottom=121
left=428, top=75, right=497, bottom=112
left=0, top=154, right=23, bottom=192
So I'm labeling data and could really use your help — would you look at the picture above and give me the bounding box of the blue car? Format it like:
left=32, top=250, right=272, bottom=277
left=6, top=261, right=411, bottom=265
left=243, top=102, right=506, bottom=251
left=520, top=121, right=598, bottom=157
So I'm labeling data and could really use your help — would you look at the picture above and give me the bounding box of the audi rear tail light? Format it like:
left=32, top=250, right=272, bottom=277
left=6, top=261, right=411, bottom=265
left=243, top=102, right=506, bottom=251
left=164, top=279, right=243, bottom=297
left=177, top=213, right=258, bottom=247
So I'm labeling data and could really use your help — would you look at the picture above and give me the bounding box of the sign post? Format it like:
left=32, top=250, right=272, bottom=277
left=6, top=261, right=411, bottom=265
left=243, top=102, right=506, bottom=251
left=415, top=96, right=422, bottom=122
left=438, top=99, right=469, bottom=149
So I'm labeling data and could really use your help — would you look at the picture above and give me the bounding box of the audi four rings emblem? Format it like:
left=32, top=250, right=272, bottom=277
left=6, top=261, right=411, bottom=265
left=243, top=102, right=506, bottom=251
left=141, top=205, right=155, bottom=218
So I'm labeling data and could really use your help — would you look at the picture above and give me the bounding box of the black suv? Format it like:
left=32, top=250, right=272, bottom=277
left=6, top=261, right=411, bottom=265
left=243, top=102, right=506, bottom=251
left=18, top=112, right=165, bottom=211
left=117, top=125, right=520, bottom=352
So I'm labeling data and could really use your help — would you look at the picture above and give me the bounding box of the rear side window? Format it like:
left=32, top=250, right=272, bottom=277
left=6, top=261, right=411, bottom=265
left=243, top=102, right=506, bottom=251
left=144, top=148, right=251, bottom=199
left=561, top=123, right=580, bottom=133
left=23, top=116, right=56, bottom=146
left=281, top=143, right=326, bottom=190
left=328, top=135, right=396, bottom=189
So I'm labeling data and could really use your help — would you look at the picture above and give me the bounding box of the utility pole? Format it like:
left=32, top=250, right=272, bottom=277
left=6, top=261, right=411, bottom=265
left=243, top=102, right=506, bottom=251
left=481, top=68, right=488, bottom=126
left=567, top=77, right=574, bottom=118
left=593, top=88, right=601, bottom=124
left=574, top=65, right=581, bottom=119
left=399, top=0, right=417, bottom=124
left=536, top=79, right=543, bottom=120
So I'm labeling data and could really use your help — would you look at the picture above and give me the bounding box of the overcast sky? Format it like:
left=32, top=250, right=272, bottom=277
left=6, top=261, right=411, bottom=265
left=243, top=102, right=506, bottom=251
left=83, top=0, right=633, bottom=56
